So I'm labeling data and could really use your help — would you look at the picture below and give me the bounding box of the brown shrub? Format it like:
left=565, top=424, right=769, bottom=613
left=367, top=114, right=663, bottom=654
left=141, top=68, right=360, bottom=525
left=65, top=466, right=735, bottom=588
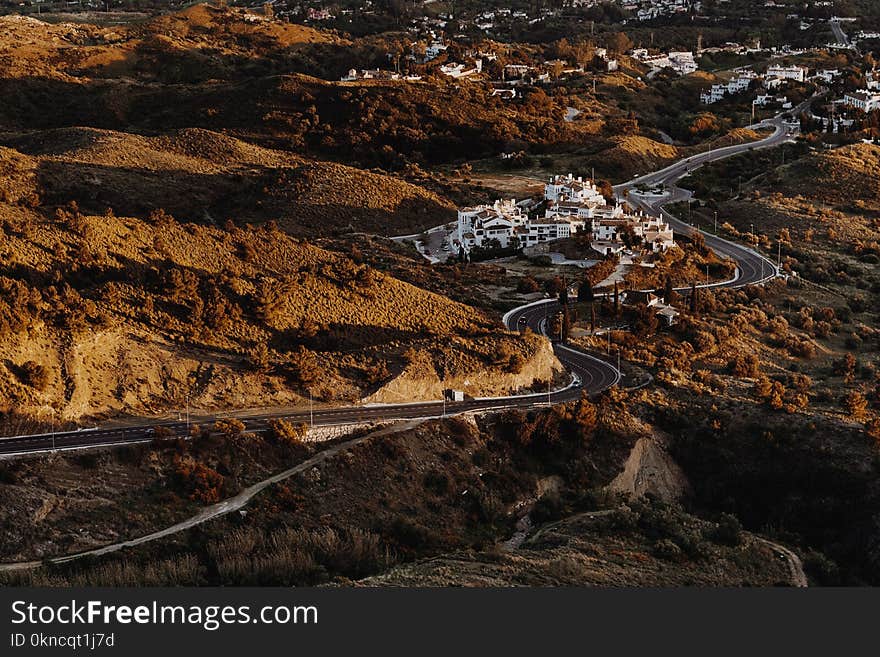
left=18, top=361, right=49, bottom=391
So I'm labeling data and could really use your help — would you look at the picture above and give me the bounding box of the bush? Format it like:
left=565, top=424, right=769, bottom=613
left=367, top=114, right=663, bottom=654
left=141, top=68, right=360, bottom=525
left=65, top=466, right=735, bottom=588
left=531, top=491, right=565, bottom=524
left=386, top=516, right=431, bottom=549
left=269, top=419, right=308, bottom=445
left=517, top=276, right=540, bottom=293
left=174, top=456, right=224, bottom=504
left=530, top=255, right=553, bottom=267
left=707, top=513, right=742, bottom=547
left=18, top=361, right=49, bottom=391
left=653, top=539, right=684, bottom=561
left=423, top=470, right=450, bottom=496
left=728, top=354, right=759, bottom=378
left=842, top=391, right=869, bottom=420
left=214, top=418, right=246, bottom=438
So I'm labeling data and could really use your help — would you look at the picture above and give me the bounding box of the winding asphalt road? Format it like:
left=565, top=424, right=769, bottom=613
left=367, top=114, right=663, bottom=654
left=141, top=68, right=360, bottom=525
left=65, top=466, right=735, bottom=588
left=1, top=113, right=804, bottom=458
left=614, top=111, right=804, bottom=287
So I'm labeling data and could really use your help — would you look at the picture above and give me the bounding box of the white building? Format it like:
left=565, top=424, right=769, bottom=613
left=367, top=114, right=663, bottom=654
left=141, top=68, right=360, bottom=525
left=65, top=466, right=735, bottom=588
left=632, top=48, right=697, bottom=76
left=700, top=75, right=753, bottom=104
left=668, top=51, right=698, bottom=75
left=456, top=200, right=527, bottom=251
left=766, top=64, right=808, bottom=83
left=440, top=60, right=483, bottom=79
left=812, top=69, right=842, bottom=84
left=844, top=91, right=880, bottom=113
left=341, top=69, right=413, bottom=82
left=544, top=174, right=606, bottom=204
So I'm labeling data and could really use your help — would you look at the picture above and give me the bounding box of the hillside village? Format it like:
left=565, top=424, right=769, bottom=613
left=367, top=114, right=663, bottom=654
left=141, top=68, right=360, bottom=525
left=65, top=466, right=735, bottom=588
left=455, top=174, right=674, bottom=258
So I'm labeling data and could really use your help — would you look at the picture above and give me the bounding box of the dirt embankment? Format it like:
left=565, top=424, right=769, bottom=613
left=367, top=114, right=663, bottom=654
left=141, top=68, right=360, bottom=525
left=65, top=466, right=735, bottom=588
left=365, top=336, right=563, bottom=404
left=607, top=431, right=690, bottom=502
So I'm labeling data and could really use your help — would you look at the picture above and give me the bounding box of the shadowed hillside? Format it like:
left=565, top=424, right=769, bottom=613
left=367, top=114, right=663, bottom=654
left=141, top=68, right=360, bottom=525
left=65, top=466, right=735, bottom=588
left=0, top=127, right=456, bottom=234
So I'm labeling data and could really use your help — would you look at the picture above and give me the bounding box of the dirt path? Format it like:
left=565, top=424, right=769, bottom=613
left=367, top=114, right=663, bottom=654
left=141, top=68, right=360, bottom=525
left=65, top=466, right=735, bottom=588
left=754, top=536, right=808, bottom=587
left=0, top=421, right=422, bottom=573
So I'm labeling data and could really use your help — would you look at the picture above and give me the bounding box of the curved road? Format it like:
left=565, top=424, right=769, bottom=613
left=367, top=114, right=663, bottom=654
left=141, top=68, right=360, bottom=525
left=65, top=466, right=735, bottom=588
left=503, top=300, right=620, bottom=392
left=2, top=113, right=806, bottom=458
left=618, top=93, right=829, bottom=286
left=614, top=109, right=807, bottom=288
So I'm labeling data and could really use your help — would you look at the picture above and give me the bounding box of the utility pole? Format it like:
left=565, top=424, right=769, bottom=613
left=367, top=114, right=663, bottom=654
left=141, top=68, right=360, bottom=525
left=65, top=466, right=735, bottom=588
left=309, top=391, right=314, bottom=428
left=185, top=394, right=190, bottom=432
left=706, top=264, right=709, bottom=286
left=714, top=210, right=718, bottom=234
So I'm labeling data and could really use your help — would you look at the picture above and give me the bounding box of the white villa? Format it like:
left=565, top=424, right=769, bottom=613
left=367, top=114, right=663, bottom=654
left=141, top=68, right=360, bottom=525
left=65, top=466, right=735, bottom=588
left=766, top=64, right=808, bottom=83
left=456, top=199, right=528, bottom=251
left=440, top=60, right=483, bottom=79
left=844, top=90, right=880, bottom=113
left=700, top=74, right=754, bottom=104
left=455, top=174, right=675, bottom=256
left=632, top=49, right=697, bottom=76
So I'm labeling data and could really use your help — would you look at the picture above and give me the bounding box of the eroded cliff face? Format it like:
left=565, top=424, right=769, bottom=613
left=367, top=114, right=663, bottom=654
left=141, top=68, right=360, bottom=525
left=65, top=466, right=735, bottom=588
left=364, top=336, right=564, bottom=405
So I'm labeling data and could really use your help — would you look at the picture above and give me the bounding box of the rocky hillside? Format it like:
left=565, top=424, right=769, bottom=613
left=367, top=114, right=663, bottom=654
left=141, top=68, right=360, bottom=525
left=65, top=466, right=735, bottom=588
left=0, top=206, right=558, bottom=423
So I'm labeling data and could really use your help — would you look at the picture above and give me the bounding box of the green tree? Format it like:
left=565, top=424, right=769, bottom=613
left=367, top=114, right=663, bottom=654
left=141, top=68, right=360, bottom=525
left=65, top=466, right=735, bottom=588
left=578, top=277, right=594, bottom=303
